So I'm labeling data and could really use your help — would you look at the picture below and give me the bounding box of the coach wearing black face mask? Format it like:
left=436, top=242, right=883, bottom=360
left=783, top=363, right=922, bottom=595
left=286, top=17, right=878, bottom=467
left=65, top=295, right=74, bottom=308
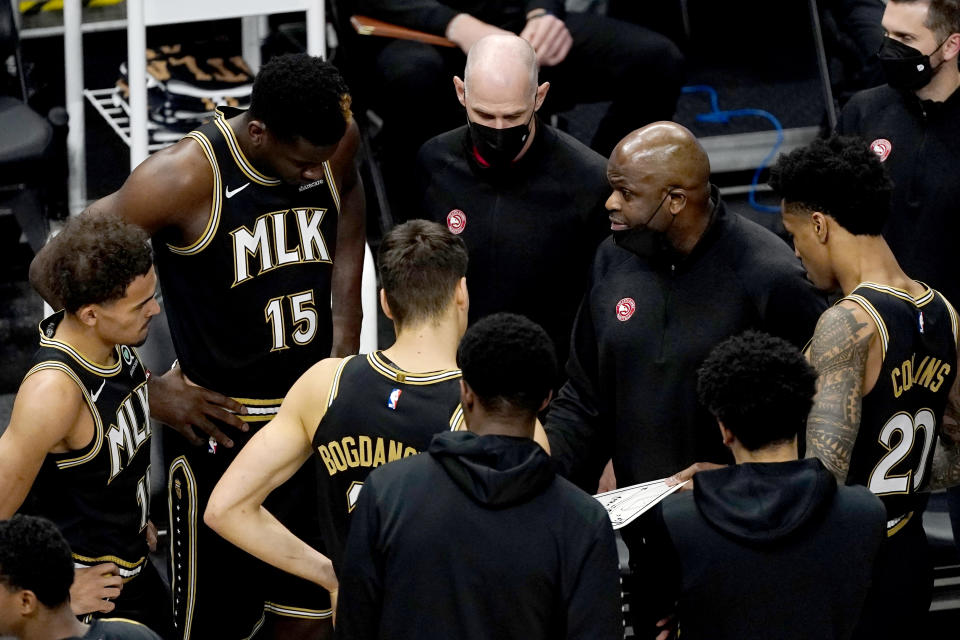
left=837, top=0, right=960, bottom=566
left=546, top=122, right=825, bottom=500
left=417, top=34, right=609, bottom=385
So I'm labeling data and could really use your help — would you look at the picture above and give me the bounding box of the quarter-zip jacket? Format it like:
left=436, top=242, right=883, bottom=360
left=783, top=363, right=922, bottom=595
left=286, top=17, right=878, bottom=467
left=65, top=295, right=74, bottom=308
left=546, top=192, right=826, bottom=490
left=838, top=84, right=960, bottom=308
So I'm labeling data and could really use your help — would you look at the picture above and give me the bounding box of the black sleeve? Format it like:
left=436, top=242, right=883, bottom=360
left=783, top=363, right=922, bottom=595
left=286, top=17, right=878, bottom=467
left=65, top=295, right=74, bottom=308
left=334, top=481, right=384, bottom=640
left=567, top=516, right=622, bottom=640
left=524, top=0, right=566, bottom=19
left=357, top=0, right=461, bottom=35
left=546, top=293, right=612, bottom=492
left=756, top=263, right=827, bottom=350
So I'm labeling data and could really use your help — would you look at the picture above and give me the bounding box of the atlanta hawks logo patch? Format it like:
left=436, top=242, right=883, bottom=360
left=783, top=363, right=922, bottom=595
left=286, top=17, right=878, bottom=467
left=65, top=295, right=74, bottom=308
left=870, top=138, right=892, bottom=162
left=446, top=209, right=466, bottom=235
left=615, top=298, right=636, bottom=322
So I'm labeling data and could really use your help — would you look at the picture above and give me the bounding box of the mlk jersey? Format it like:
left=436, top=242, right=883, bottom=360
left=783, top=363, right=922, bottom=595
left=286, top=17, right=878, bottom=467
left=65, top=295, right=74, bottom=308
left=153, top=107, right=340, bottom=407
left=312, top=352, right=464, bottom=569
left=21, top=312, right=152, bottom=581
left=844, top=282, right=959, bottom=533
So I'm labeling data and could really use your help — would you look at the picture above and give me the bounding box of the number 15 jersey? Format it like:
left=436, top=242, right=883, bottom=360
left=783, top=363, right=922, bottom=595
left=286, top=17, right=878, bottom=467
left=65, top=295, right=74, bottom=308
left=153, top=107, right=341, bottom=402
left=844, top=282, right=959, bottom=533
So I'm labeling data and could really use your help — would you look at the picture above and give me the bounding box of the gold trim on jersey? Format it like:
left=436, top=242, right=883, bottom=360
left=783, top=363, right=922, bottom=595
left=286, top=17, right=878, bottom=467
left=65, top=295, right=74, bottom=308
left=263, top=602, right=333, bottom=620
left=367, top=351, right=462, bottom=386
left=23, top=361, right=105, bottom=469
left=322, top=161, right=341, bottom=214
left=843, top=294, right=889, bottom=362
left=327, top=356, right=356, bottom=407
left=886, top=511, right=913, bottom=537
left=169, top=131, right=223, bottom=255
left=937, top=291, right=960, bottom=349
left=214, top=110, right=282, bottom=186
left=230, top=397, right=284, bottom=423
left=169, top=456, right=198, bottom=640
left=242, top=613, right=265, bottom=640
left=37, top=322, right=122, bottom=377
left=97, top=618, right=150, bottom=628
left=857, top=281, right=935, bottom=307
left=449, top=403, right=465, bottom=431
left=73, top=553, right=146, bottom=583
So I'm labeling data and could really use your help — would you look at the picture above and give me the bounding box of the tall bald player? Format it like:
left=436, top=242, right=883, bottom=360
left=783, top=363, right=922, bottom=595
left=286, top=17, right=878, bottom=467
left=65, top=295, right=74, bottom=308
left=546, top=122, right=825, bottom=495
left=0, top=212, right=170, bottom=637
left=771, top=135, right=960, bottom=639
left=204, top=221, right=471, bottom=591
left=30, top=55, right=366, bottom=640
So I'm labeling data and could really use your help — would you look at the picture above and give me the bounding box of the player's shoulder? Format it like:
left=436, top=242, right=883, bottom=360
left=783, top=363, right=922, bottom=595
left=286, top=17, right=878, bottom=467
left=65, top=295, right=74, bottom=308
left=18, top=363, right=86, bottom=407
left=842, top=84, right=901, bottom=114
left=811, top=301, right=877, bottom=351
left=550, top=473, right=613, bottom=527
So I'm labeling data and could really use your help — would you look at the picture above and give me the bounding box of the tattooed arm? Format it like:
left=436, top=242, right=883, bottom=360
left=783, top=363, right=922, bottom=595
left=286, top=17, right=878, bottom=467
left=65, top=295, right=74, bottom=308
left=805, top=303, right=875, bottom=483
left=929, top=349, right=960, bottom=490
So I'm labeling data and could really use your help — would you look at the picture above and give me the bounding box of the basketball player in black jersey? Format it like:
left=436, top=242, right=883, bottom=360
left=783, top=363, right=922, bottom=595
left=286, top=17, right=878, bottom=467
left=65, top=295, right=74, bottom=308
left=0, top=515, right=162, bottom=640
left=30, top=55, right=366, bottom=640
left=0, top=212, right=171, bottom=637
left=771, top=136, right=960, bottom=639
left=206, top=221, right=551, bottom=592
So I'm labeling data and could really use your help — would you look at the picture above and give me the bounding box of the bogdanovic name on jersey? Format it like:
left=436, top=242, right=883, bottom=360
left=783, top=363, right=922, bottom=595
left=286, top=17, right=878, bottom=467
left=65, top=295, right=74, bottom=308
left=316, top=435, right=419, bottom=477
left=231, top=208, right=331, bottom=286
left=891, top=352, right=952, bottom=398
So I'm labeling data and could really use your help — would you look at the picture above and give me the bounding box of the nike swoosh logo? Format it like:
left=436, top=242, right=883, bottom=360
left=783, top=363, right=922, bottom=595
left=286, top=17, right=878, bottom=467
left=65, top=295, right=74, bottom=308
left=91, top=380, right=106, bottom=402
left=225, top=182, right=250, bottom=198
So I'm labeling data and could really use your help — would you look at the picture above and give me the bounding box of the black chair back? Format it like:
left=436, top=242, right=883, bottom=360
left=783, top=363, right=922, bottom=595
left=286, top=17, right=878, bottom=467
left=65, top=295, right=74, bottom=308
left=0, top=0, right=27, bottom=100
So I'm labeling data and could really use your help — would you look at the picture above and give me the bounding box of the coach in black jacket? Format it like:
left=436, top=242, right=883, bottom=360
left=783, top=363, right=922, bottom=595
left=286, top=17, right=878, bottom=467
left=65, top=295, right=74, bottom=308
left=335, top=314, right=620, bottom=640
left=649, top=332, right=885, bottom=640
left=546, top=122, right=826, bottom=493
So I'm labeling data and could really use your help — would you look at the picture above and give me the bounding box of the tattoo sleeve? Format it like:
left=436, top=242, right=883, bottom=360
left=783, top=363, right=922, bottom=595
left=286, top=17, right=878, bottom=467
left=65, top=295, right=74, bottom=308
left=805, top=305, right=873, bottom=484
left=930, top=357, right=960, bottom=490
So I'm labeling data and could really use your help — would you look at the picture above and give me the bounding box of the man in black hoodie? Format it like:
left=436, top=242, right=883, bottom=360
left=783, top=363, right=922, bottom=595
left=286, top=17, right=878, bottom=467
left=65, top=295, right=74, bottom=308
left=650, top=331, right=886, bottom=640
left=335, top=313, right=621, bottom=640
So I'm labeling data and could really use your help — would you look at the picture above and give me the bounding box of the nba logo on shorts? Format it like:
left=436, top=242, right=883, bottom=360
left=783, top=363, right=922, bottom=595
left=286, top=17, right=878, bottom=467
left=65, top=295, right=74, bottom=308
left=615, top=297, right=636, bottom=322
left=388, top=388, right=403, bottom=410
left=447, top=209, right=466, bottom=235
left=870, top=139, right=892, bottom=162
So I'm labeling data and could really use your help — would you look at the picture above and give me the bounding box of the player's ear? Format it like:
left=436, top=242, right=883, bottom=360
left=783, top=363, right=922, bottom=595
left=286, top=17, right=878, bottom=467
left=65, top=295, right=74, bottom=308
left=538, top=389, right=553, bottom=413
left=718, top=420, right=735, bottom=447
left=17, top=588, right=39, bottom=615
left=459, top=379, right=475, bottom=414
left=379, top=289, right=394, bottom=321
left=75, top=303, right=98, bottom=328
left=453, top=76, right=466, bottom=108
left=247, top=119, right=267, bottom=146
left=455, top=277, right=468, bottom=309
left=811, top=212, right=829, bottom=243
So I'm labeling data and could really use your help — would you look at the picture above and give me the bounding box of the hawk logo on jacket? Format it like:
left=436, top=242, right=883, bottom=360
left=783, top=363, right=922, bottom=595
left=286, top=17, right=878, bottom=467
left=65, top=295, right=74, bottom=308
left=616, top=297, right=636, bottom=322
left=446, top=209, right=466, bottom=235
left=870, top=139, right=892, bottom=162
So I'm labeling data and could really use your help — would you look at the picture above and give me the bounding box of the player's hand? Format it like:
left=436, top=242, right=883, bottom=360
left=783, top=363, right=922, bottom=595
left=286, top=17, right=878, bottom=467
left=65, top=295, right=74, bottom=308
left=70, top=564, right=122, bottom=615
left=146, top=520, right=158, bottom=553
left=149, top=364, right=248, bottom=448
left=666, top=462, right=727, bottom=491
left=329, top=587, right=339, bottom=627
left=519, top=14, right=572, bottom=67
left=597, top=460, right=617, bottom=494
left=655, top=614, right=676, bottom=640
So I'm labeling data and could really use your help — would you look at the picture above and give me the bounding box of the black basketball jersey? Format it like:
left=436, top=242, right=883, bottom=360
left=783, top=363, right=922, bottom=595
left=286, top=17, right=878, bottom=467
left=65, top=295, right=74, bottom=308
left=844, top=282, right=959, bottom=533
left=152, top=107, right=341, bottom=412
left=312, top=352, right=464, bottom=569
left=21, top=312, right=152, bottom=580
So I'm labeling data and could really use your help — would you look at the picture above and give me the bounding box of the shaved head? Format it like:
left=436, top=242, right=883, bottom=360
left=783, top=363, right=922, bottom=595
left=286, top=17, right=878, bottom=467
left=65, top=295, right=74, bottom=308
left=613, top=122, right=711, bottom=193
left=463, top=35, right=539, bottom=97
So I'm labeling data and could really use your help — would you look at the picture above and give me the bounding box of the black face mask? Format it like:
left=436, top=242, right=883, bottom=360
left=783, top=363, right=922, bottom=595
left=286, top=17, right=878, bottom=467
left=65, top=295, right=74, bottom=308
left=468, top=113, right=533, bottom=169
left=612, top=193, right=676, bottom=263
left=878, top=36, right=947, bottom=91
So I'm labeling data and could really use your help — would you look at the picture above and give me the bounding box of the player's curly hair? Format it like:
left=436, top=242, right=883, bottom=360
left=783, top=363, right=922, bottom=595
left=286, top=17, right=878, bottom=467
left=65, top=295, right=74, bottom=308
left=697, top=331, right=817, bottom=451
left=0, top=515, right=75, bottom=608
left=891, top=0, right=960, bottom=40
left=249, top=54, right=352, bottom=147
left=457, top=313, right=556, bottom=417
left=378, top=220, right=468, bottom=330
left=769, top=135, right=893, bottom=236
left=46, top=209, right=153, bottom=313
